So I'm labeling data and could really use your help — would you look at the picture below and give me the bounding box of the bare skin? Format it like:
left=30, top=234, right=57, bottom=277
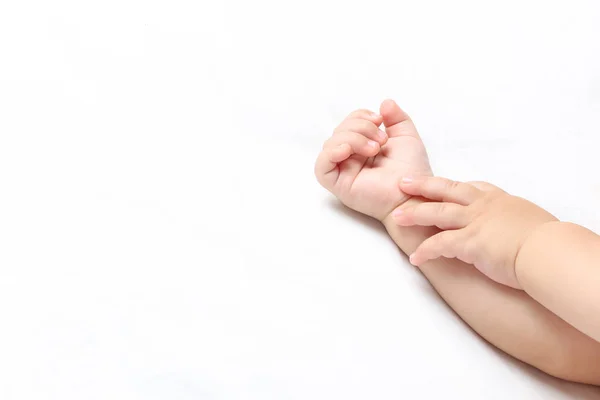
left=392, top=177, right=557, bottom=289
left=315, top=100, right=600, bottom=384
left=392, top=176, right=600, bottom=344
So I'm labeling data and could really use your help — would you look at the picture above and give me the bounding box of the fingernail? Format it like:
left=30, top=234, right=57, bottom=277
left=392, top=209, right=403, bottom=218
left=401, top=177, right=413, bottom=184
left=409, top=253, right=417, bottom=265
left=378, top=130, right=387, bottom=141
left=371, top=112, right=381, bottom=119
left=367, top=140, right=378, bottom=148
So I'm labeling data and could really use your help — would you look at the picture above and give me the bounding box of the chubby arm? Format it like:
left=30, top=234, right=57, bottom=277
left=516, top=221, right=600, bottom=344
left=383, top=198, right=600, bottom=385
left=313, top=101, right=600, bottom=384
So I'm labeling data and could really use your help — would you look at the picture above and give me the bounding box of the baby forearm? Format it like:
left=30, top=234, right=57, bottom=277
left=383, top=199, right=600, bottom=384
left=516, top=221, right=600, bottom=343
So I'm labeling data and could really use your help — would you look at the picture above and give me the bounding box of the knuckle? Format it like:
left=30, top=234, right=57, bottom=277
left=347, top=110, right=378, bottom=125
left=464, top=225, right=482, bottom=245
left=488, top=187, right=504, bottom=198
left=356, top=119, right=377, bottom=134
left=466, top=180, right=485, bottom=187
left=484, top=190, right=505, bottom=204
left=468, top=181, right=500, bottom=193
left=334, top=121, right=353, bottom=134
left=349, top=109, right=372, bottom=118
left=353, top=133, right=368, bottom=146
left=435, top=202, right=448, bottom=215
left=447, top=179, right=461, bottom=192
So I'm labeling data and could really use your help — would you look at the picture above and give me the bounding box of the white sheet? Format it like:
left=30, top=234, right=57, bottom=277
left=1, top=0, right=600, bottom=398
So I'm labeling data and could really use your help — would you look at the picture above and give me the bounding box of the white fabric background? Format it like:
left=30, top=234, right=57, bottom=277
left=1, top=0, right=600, bottom=398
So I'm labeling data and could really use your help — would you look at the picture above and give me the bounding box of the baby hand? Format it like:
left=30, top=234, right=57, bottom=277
left=392, top=177, right=557, bottom=289
left=315, top=100, right=431, bottom=221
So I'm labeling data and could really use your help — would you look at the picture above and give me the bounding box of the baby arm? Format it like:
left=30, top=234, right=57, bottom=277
left=316, top=102, right=600, bottom=384
left=384, top=199, right=600, bottom=385
left=516, top=221, right=600, bottom=344
left=391, top=177, right=600, bottom=381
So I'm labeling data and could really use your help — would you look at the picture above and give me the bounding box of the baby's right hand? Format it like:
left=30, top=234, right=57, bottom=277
left=315, top=100, right=432, bottom=221
left=392, top=177, right=557, bottom=289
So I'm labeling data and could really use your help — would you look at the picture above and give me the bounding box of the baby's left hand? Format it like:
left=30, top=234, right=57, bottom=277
left=314, top=100, right=432, bottom=221
left=392, top=177, right=557, bottom=289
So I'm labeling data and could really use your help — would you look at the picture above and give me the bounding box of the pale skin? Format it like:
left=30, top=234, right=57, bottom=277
left=393, top=176, right=600, bottom=344
left=315, top=99, right=600, bottom=384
